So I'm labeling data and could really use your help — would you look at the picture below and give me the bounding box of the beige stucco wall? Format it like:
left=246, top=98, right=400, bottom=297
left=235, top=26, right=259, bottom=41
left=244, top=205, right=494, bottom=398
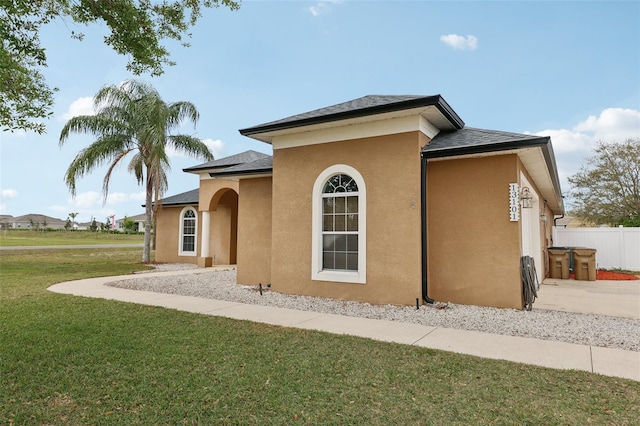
left=270, top=131, right=424, bottom=305
left=427, top=154, right=523, bottom=309
left=155, top=205, right=200, bottom=264
left=237, top=177, right=273, bottom=285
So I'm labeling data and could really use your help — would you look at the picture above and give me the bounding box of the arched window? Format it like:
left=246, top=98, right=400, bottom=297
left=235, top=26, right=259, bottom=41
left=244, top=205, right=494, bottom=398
left=312, top=165, right=366, bottom=283
left=179, top=207, right=197, bottom=256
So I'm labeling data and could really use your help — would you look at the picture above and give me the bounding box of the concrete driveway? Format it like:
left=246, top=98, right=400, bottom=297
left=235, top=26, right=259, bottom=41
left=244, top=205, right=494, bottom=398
left=536, top=278, right=640, bottom=320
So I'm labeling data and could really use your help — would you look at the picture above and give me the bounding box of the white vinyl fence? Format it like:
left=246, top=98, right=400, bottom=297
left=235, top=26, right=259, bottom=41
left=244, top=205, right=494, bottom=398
left=553, top=226, right=640, bottom=271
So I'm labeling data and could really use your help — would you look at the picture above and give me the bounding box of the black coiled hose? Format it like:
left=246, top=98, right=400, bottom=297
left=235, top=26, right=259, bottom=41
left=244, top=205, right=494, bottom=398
left=521, top=256, right=539, bottom=311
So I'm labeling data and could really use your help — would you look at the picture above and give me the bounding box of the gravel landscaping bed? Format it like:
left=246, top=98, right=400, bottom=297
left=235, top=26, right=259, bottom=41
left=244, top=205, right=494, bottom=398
left=110, top=267, right=640, bottom=352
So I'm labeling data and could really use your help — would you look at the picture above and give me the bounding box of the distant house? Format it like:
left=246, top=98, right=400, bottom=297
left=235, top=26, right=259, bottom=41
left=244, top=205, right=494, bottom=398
left=115, top=213, right=146, bottom=232
left=554, top=215, right=594, bottom=228
left=0, top=215, right=13, bottom=230
left=6, top=214, right=67, bottom=230
left=153, top=94, right=564, bottom=310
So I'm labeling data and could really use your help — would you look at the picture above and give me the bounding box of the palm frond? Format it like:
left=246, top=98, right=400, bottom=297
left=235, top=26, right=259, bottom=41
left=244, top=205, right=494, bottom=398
left=168, top=134, right=214, bottom=161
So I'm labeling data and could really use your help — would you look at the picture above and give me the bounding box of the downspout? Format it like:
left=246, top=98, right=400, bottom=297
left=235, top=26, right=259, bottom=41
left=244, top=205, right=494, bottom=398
left=421, top=153, right=435, bottom=304
left=553, top=213, right=565, bottom=227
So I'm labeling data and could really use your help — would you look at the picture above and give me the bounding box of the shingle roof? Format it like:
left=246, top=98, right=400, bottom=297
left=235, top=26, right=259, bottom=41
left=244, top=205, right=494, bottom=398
left=11, top=213, right=66, bottom=224
left=156, top=188, right=199, bottom=206
left=423, top=127, right=549, bottom=158
left=208, top=156, right=273, bottom=178
left=424, top=127, right=564, bottom=213
left=184, top=150, right=270, bottom=173
left=239, top=94, right=464, bottom=137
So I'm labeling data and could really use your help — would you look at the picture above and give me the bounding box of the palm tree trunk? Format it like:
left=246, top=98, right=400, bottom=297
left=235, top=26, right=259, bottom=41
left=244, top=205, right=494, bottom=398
left=143, top=170, right=153, bottom=263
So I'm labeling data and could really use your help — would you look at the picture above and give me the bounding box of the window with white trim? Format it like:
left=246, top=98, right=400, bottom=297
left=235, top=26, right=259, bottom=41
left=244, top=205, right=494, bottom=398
left=179, top=207, right=197, bottom=256
left=312, top=165, right=366, bottom=283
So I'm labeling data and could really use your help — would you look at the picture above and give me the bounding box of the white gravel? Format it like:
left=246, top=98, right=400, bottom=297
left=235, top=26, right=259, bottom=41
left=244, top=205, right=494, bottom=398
left=109, top=267, right=640, bottom=352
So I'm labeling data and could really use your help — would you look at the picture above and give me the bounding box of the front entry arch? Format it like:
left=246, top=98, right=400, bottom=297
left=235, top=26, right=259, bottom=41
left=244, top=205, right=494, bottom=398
left=199, top=188, right=238, bottom=267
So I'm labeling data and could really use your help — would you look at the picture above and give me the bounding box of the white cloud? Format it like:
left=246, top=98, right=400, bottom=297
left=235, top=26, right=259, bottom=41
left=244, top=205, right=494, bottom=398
left=573, top=108, right=640, bottom=141
left=1, top=189, right=18, bottom=199
left=309, top=2, right=330, bottom=16
left=532, top=107, right=640, bottom=202
left=129, top=191, right=147, bottom=201
left=59, top=96, right=95, bottom=121
left=203, top=138, right=226, bottom=159
left=66, top=190, right=146, bottom=209
left=70, top=191, right=102, bottom=208
left=0, top=190, right=18, bottom=214
left=309, top=1, right=342, bottom=16
left=533, top=129, right=593, bottom=154
left=440, top=34, right=478, bottom=51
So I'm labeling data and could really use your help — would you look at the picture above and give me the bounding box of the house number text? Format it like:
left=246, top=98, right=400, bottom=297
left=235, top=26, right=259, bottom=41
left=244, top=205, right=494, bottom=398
left=509, top=183, right=520, bottom=222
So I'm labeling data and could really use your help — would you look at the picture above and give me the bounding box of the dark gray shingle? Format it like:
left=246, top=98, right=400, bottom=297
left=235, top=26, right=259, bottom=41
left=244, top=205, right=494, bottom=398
left=240, top=94, right=464, bottom=136
left=423, top=127, right=549, bottom=157
left=184, top=150, right=270, bottom=173
left=208, top=156, right=273, bottom=178
left=156, top=188, right=199, bottom=206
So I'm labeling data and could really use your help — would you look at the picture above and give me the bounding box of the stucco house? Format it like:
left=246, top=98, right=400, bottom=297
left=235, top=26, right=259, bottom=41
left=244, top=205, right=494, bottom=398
left=154, top=95, right=564, bottom=309
left=5, top=214, right=67, bottom=230
left=115, top=213, right=146, bottom=232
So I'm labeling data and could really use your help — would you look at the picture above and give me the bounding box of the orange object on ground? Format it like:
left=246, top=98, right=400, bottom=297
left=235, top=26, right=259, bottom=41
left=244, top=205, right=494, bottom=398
left=596, top=270, right=639, bottom=280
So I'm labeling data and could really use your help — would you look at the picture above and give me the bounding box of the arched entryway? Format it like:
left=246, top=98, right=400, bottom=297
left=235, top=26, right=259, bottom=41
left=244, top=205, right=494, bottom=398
left=199, top=188, right=238, bottom=266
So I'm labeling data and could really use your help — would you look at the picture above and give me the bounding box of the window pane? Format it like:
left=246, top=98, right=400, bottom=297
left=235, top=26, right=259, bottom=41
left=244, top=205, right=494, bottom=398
left=323, top=174, right=358, bottom=193
left=346, top=253, right=358, bottom=270
left=347, top=214, right=358, bottom=231
left=323, top=214, right=333, bottom=232
left=347, top=235, right=358, bottom=251
left=183, top=235, right=195, bottom=252
left=323, top=234, right=335, bottom=251
left=323, top=252, right=334, bottom=269
left=335, top=235, right=346, bottom=251
left=323, top=197, right=334, bottom=214
left=346, top=196, right=358, bottom=213
left=344, top=177, right=358, bottom=192
left=334, top=252, right=347, bottom=269
left=335, top=215, right=346, bottom=231
left=335, top=197, right=346, bottom=213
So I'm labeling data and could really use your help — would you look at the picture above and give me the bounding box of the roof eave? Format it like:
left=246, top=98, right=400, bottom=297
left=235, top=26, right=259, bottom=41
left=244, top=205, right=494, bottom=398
left=422, top=136, right=550, bottom=159
left=208, top=168, right=273, bottom=179
left=239, top=95, right=465, bottom=138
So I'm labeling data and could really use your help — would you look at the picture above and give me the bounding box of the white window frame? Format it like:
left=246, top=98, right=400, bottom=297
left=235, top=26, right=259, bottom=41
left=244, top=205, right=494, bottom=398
left=179, top=206, right=198, bottom=256
left=312, top=164, right=366, bottom=284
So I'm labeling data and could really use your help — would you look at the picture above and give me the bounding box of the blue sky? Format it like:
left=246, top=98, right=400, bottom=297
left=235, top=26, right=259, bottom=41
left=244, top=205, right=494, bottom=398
left=1, top=0, right=639, bottom=223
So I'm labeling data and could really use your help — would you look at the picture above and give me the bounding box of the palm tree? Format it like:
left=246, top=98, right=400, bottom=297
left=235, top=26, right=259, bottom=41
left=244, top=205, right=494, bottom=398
left=59, top=80, right=213, bottom=262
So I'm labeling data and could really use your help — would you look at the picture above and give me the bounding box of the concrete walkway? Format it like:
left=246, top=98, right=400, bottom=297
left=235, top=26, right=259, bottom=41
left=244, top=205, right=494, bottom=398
left=48, top=268, right=640, bottom=382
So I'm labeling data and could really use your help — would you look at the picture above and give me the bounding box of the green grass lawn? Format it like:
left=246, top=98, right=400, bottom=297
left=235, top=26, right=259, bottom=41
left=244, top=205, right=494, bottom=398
left=1, top=248, right=638, bottom=425
left=0, top=229, right=144, bottom=247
